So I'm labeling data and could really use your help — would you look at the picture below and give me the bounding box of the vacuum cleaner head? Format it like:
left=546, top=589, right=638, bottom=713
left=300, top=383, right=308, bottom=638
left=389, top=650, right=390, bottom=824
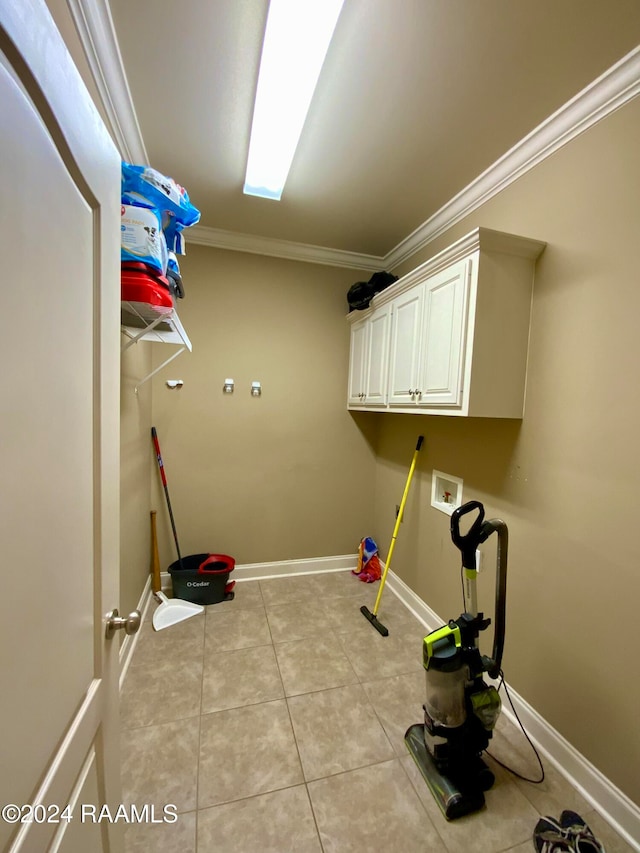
left=405, top=724, right=488, bottom=819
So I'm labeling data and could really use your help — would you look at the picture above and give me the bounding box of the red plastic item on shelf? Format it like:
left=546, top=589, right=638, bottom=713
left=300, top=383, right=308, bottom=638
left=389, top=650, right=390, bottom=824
left=121, top=264, right=173, bottom=314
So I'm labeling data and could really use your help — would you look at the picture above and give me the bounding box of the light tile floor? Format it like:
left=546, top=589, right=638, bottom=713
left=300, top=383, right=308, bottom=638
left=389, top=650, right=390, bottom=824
left=120, top=571, right=634, bottom=852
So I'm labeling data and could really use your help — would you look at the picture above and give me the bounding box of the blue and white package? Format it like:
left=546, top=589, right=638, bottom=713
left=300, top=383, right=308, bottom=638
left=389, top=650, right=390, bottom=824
left=121, top=162, right=201, bottom=229
left=120, top=204, right=168, bottom=273
left=163, top=215, right=187, bottom=256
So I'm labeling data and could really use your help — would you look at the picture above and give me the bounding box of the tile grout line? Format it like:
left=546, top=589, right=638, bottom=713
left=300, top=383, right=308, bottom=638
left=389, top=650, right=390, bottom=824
left=398, top=752, right=452, bottom=853
left=194, top=609, right=209, bottom=851
left=346, top=594, right=446, bottom=841
left=338, top=586, right=452, bottom=848
left=356, top=587, right=458, bottom=853
left=266, top=584, right=327, bottom=850
left=280, top=591, right=419, bottom=850
left=283, top=632, right=380, bottom=853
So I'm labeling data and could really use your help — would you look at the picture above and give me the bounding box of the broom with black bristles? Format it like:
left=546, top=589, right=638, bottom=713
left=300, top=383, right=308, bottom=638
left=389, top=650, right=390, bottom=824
left=361, top=435, right=424, bottom=636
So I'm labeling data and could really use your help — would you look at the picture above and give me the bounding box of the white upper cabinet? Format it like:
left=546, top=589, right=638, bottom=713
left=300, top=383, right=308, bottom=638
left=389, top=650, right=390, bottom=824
left=418, top=258, right=468, bottom=406
left=388, top=258, right=469, bottom=408
left=387, top=285, right=424, bottom=406
left=348, top=304, right=391, bottom=406
left=347, top=227, right=546, bottom=418
left=348, top=315, right=368, bottom=405
left=366, top=304, right=392, bottom=406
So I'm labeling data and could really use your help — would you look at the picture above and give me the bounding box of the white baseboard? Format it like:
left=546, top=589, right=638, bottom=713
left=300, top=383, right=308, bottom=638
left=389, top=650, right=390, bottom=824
left=384, top=568, right=443, bottom=631
left=231, top=552, right=359, bottom=580
left=157, top=552, right=359, bottom=587
left=118, top=574, right=153, bottom=690
left=385, top=568, right=640, bottom=851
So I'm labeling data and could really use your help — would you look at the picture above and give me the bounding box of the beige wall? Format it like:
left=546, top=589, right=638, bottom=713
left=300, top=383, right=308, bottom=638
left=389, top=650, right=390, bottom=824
left=119, top=343, right=153, bottom=617
left=149, top=248, right=379, bottom=569
left=374, top=97, right=640, bottom=805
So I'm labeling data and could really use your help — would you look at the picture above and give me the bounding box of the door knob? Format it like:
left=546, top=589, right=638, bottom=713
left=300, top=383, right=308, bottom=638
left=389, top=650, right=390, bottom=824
left=105, top=609, right=141, bottom=639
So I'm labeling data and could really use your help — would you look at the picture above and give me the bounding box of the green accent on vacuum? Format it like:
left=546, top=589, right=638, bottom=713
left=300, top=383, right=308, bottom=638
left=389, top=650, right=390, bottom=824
left=423, top=623, right=462, bottom=666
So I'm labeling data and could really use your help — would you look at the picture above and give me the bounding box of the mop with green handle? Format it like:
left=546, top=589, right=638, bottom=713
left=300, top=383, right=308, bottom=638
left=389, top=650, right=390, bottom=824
left=361, top=435, right=424, bottom=636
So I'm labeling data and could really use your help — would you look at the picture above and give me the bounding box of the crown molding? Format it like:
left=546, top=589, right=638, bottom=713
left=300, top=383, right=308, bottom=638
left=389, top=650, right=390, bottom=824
left=186, top=225, right=384, bottom=271
left=67, top=0, right=148, bottom=165
left=71, top=6, right=639, bottom=271
left=384, top=45, right=640, bottom=270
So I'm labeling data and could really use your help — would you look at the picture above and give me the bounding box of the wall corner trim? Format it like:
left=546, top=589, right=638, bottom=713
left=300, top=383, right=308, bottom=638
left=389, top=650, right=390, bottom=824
left=226, top=552, right=359, bottom=581
left=186, top=225, right=385, bottom=271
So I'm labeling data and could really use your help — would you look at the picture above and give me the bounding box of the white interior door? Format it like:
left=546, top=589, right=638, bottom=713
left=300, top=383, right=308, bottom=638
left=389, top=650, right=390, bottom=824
left=0, top=2, right=122, bottom=851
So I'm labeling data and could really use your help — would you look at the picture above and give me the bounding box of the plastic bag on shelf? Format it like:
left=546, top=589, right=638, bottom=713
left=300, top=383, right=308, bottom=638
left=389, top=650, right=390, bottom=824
left=120, top=203, right=168, bottom=274
left=121, top=161, right=200, bottom=230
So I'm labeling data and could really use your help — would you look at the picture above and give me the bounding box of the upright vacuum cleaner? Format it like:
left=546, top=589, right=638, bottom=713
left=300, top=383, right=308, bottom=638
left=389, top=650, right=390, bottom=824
left=405, top=500, right=508, bottom=820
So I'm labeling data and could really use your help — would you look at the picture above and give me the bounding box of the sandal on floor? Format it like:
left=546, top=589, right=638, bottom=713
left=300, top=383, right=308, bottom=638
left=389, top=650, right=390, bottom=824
left=533, top=816, right=574, bottom=853
left=559, top=810, right=606, bottom=853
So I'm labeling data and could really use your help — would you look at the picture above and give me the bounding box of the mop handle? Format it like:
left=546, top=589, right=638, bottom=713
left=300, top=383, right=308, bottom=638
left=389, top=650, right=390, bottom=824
left=151, top=427, right=168, bottom=487
left=151, top=427, right=183, bottom=565
left=373, top=436, right=424, bottom=616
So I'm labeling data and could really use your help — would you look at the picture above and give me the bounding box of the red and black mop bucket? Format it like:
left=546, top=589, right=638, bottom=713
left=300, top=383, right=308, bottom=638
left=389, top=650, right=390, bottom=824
left=169, top=553, right=235, bottom=606
left=152, top=427, right=236, bottom=606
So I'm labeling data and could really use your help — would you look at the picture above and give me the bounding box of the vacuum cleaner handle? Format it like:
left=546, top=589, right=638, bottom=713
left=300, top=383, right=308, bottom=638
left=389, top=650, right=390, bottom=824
left=451, top=500, right=486, bottom=570
left=484, top=518, right=508, bottom=679
left=451, top=502, right=509, bottom=677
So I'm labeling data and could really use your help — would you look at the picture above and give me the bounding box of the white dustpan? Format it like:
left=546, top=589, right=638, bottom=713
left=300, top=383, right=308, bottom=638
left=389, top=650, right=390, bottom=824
left=152, top=591, right=204, bottom=631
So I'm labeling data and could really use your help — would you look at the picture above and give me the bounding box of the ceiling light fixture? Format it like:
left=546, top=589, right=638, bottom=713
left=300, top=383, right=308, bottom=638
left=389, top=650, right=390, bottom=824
left=243, top=0, right=345, bottom=201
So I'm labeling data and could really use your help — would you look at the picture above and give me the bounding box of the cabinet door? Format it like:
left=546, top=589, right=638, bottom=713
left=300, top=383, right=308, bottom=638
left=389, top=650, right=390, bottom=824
left=418, top=259, right=469, bottom=406
left=365, top=304, right=391, bottom=405
left=348, top=317, right=368, bottom=405
left=388, top=287, right=423, bottom=406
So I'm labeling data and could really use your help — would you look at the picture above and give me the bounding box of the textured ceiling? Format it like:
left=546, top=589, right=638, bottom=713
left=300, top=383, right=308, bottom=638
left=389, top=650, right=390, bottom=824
left=108, top=0, right=640, bottom=256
